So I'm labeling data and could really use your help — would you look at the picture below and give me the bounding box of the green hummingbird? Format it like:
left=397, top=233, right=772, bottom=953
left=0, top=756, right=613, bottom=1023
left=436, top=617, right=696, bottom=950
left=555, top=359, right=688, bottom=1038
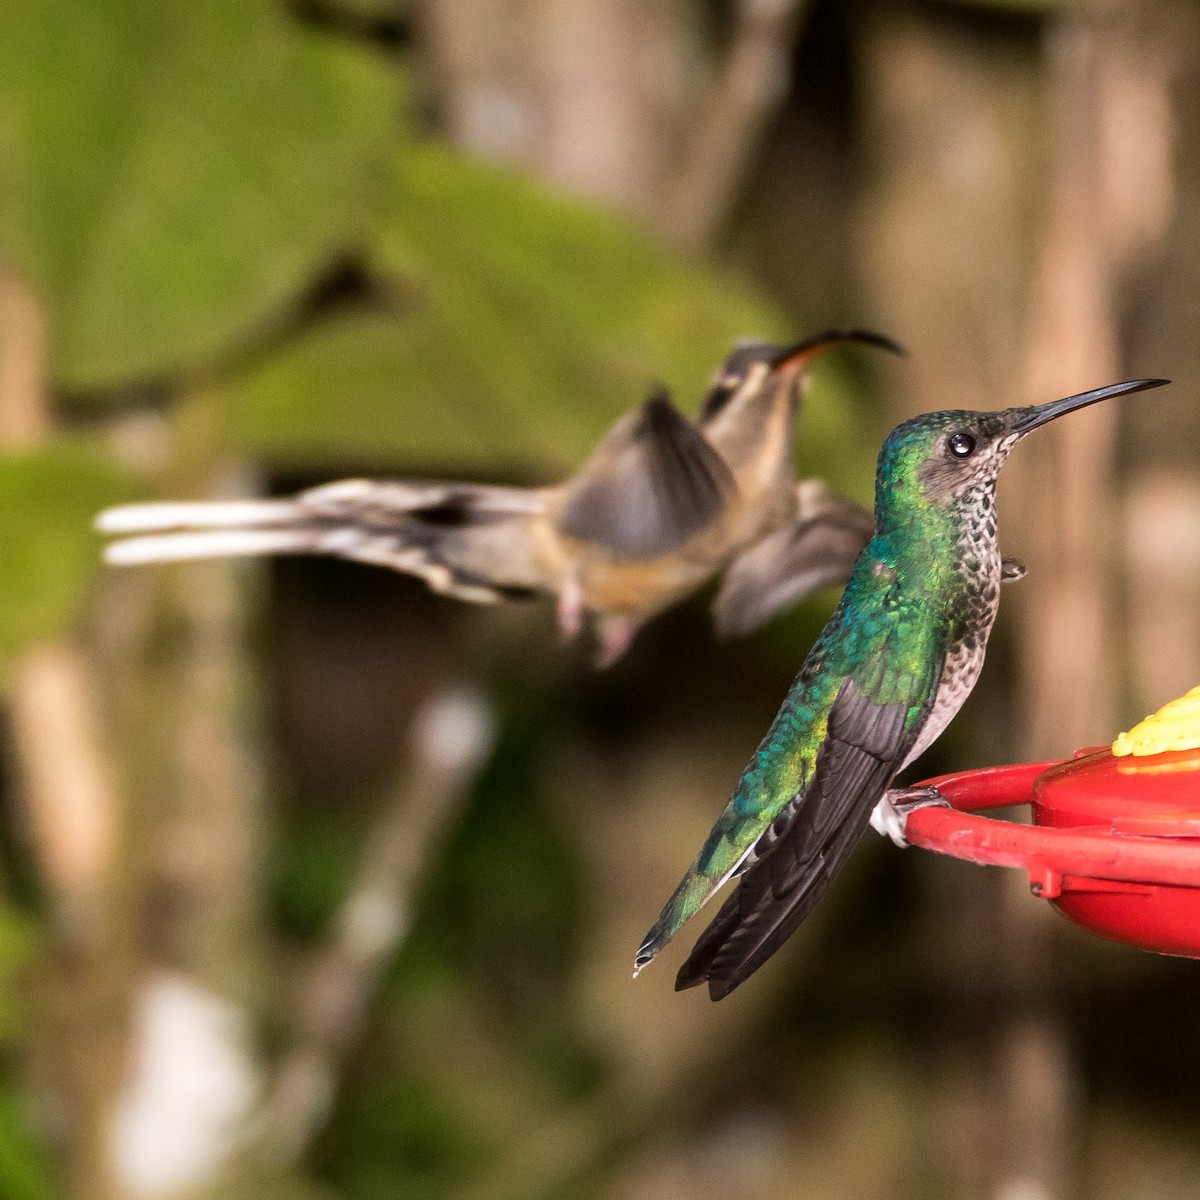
left=634, top=377, right=1169, bottom=1000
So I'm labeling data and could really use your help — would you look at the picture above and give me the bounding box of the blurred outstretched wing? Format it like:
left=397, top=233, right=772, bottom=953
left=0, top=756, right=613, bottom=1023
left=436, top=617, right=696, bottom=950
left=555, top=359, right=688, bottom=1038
left=675, top=675, right=932, bottom=1000
left=557, top=389, right=737, bottom=560
left=713, top=484, right=873, bottom=637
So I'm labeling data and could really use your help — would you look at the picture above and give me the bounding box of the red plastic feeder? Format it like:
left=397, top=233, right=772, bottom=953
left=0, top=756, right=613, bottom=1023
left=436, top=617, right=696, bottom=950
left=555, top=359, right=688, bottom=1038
left=906, top=739, right=1200, bottom=958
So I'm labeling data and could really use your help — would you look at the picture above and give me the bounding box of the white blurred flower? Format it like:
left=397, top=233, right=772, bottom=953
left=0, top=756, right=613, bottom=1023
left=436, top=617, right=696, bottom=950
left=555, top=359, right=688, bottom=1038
left=109, top=971, right=260, bottom=1199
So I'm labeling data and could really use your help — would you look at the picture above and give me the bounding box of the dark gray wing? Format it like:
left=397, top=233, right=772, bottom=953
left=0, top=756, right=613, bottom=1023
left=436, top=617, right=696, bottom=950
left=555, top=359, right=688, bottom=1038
left=675, top=677, right=929, bottom=1000
left=712, top=487, right=874, bottom=637
left=557, top=390, right=737, bottom=560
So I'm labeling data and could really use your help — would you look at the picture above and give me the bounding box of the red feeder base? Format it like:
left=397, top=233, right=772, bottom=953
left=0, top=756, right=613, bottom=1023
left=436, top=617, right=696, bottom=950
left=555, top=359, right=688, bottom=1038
left=906, top=748, right=1200, bottom=958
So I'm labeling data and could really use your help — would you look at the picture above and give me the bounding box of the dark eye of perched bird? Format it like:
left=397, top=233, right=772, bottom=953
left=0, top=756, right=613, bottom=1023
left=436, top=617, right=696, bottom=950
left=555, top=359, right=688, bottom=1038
left=947, top=431, right=977, bottom=458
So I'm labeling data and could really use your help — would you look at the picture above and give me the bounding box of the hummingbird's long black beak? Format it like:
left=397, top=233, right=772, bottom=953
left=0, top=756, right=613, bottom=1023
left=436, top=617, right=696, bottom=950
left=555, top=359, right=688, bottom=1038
left=1009, top=378, right=1170, bottom=436
left=769, top=328, right=906, bottom=372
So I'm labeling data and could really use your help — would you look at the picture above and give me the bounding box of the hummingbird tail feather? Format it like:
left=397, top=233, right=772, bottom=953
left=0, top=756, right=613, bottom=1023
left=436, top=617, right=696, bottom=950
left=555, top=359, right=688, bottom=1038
left=633, top=903, right=685, bottom=977
left=633, top=865, right=710, bottom=976
left=98, top=484, right=546, bottom=604
left=632, top=844, right=754, bottom=977
left=96, top=499, right=301, bottom=535
left=676, top=814, right=863, bottom=1000
left=98, top=498, right=335, bottom=564
left=103, top=528, right=321, bottom=565
left=676, top=685, right=914, bottom=999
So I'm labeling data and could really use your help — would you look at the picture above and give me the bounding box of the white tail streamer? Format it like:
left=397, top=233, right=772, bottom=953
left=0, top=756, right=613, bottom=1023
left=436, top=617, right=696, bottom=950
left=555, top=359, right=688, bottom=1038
left=103, top=530, right=319, bottom=566
left=96, top=500, right=300, bottom=535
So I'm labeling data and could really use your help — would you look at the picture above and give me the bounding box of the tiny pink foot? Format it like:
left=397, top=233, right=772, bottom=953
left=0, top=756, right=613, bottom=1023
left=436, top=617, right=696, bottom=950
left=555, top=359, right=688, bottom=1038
left=593, top=615, right=638, bottom=669
left=556, top=576, right=585, bottom=643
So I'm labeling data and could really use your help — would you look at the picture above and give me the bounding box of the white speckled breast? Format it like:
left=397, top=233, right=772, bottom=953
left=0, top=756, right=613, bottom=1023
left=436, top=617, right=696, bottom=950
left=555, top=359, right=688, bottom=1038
left=902, top=482, right=1002, bottom=770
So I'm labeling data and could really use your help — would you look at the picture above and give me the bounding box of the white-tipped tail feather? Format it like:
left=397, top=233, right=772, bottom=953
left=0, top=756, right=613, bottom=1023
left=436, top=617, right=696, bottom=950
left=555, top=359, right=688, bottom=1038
left=98, top=498, right=326, bottom=567
left=103, top=530, right=321, bottom=566
left=95, top=484, right=549, bottom=608
left=95, top=500, right=301, bottom=535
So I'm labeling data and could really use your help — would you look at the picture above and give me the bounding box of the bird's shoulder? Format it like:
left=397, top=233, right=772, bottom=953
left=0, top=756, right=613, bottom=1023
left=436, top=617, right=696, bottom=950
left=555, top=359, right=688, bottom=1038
left=797, top=555, right=946, bottom=716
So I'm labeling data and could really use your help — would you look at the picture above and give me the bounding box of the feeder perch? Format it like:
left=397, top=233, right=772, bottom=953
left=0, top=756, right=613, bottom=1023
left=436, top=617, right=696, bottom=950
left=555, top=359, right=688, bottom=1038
left=905, top=686, right=1200, bottom=958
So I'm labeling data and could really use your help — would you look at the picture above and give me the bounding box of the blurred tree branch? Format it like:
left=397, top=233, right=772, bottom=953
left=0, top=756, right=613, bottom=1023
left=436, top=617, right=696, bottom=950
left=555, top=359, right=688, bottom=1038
left=1001, top=13, right=1176, bottom=1200
left=0, top=268, right=124, bottom=1199
left=418, top=0, right=810, bottom=250
left=263, top=683, right=496, bottom=1162
left=1016, top=7, right=1176, bottom=760
left=0, top=275, right=48, bottom=448
left=660, top=0, right=810, bottom=250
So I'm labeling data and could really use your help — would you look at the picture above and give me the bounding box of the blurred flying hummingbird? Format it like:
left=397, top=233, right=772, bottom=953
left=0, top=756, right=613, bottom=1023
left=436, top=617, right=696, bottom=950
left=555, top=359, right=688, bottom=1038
left=97, top=329, right=898, bottom=666
left=634, top=376, right=1169, bottom=999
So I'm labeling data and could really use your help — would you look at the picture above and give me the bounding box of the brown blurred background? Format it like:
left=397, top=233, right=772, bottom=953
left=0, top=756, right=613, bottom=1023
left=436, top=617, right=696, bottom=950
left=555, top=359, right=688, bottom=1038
left=0, top=1, right=1198, bottom=1197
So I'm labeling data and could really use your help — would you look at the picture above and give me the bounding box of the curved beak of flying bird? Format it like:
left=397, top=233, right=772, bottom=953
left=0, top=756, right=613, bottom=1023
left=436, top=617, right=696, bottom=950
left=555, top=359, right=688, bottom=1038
left=768, top=328, right=906, bottom=374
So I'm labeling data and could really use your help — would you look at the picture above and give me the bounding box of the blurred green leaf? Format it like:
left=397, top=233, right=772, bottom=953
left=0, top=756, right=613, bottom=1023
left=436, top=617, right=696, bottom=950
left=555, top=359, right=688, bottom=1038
left=297, top=0, right=409, bottom=26
left=0, top=908, right=55, bottom=1200
left=272, top=804, right=366, bottom=940
left=0, top=911, right=39, bottom=1047
left=323, top=1075, right=495, bottom=1200
left=215, top=1164, right=340, bottom=1200
left=227, top=311, right=540, bottom=471
left=0, top=0, right=397, bottom=388
left=0, top=1087, right=58, bottom=1200
left=0, top=441, right=132, bottom=672
left=228, top=140, right=789, bottom=471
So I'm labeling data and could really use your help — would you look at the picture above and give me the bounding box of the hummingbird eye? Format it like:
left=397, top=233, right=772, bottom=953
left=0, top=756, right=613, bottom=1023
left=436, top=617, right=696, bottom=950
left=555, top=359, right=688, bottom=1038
left=947, top=431, right=977, bottom=459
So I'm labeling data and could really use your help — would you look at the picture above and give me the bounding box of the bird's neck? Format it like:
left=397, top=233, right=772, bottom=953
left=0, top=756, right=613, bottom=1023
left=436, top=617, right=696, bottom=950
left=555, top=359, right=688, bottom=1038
left=872, top=481, right=1001, bottom=605
left=704, top=385, right=795, bottom=485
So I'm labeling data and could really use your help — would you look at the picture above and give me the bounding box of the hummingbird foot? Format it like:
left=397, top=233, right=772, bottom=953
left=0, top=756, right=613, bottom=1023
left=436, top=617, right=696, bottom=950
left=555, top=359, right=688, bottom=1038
left=1000, top=557, right=1026, bottom=583
left=869, top=785, right=951, bottom=847
left=556, top=575, right=586, bottom=642
left=594, top=615, right=638, bottom=669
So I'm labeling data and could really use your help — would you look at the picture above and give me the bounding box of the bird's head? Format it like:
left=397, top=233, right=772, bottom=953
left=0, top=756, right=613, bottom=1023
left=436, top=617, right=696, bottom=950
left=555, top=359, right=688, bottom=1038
left=876, top=378, right=1169, bottom=519
left=700, top=328, right=904, bottom=423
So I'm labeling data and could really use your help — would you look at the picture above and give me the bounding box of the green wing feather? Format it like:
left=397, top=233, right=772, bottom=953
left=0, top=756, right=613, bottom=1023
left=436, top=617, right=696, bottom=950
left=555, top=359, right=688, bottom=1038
left=634, top=547, right=946, bottom=976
